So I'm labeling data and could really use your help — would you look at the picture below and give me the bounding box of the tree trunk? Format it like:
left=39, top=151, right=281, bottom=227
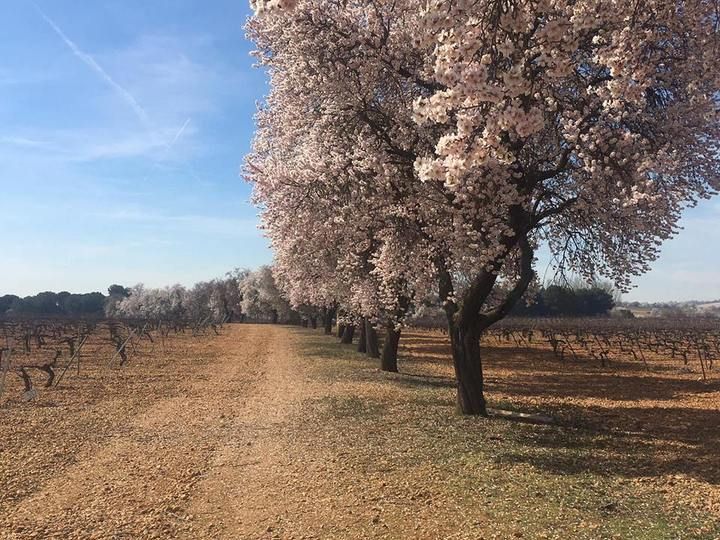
left=323, top=307, right=334, bottom=334
left=365, top=320, right=380, bottom=358
left=271, top=310, right=279, bottom=324
left=310, top=317, right=317, bottom=329
left=337, top=323, right=345, bottom=339
left=18, top=367, right=33, bottom=392
left=449, top=322, right=488, bottom=416
left=381, top=325, right=400, bottom=372
left=357, top=318, right=367, bottom=353
left=341, top=324, right=355, bottom=344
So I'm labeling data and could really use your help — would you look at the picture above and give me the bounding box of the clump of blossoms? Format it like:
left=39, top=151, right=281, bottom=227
left=250, top=0, right=297, bottom=14
left=415, top=1, right=719, bottom=289
left=246, top=0, right=719, bottom=415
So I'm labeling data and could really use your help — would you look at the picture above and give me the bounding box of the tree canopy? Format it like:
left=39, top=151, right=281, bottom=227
left=246, top=0, right=719, bottom=414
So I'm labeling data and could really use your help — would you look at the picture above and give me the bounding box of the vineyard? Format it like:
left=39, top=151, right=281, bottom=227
left=484, top=318, right=719, bottom=379
left=0, top=317, right=223, bottom=403
left=4, top=315, right=717, bottom=405
left=4, top=0, right=720, bottom=536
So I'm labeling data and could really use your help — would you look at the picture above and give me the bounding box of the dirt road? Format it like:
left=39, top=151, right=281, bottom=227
left=2, top=325, right=328, bottom=539
left=3, top=325, right=452, bottom=540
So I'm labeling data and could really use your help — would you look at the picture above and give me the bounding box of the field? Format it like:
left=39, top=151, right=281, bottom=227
left=1, top=323, right=719, bottom=539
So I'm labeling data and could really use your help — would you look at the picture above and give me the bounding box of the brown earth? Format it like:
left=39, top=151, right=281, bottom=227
left=1, top=324, right=718, bottom=539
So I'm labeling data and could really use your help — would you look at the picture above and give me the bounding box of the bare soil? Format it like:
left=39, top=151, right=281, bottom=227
left=1, top=324, right=718, bottom=539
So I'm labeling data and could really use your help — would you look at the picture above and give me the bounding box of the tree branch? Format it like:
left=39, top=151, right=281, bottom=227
left=532, top=196, right=579, bottom=227
left=479, top=235, right=535, bottom=328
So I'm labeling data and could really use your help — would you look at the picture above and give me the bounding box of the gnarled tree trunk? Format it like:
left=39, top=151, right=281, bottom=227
left=448, top=322, right=487, bottom=416
left=323, top=306, right=335, bottom=335
left=439, top=227, right=535, bottom=416
left=365, top=320, right=380, bottom=358
left=341, top=324, right=355, bottom=344
left=357, top=318, right=367, bottom=353
left=381, top=325, right=400, bottom=372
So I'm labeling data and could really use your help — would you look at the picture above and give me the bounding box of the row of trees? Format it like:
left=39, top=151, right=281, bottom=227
left=245, top=1, right=719, bottom=415
left=106, top=266, right=294, bottom=323
left=0, top=267, right=294, bottom=324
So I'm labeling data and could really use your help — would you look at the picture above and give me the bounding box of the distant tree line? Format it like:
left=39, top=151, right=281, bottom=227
left=0, top=267, right=300, bottom=323
left=0, top=291, right=107, bottom=317
left=512, top=284, right=616, bottom=318
left=407, top=282, right=618, bottom=328
left=620, top=300, right=720, bottom=319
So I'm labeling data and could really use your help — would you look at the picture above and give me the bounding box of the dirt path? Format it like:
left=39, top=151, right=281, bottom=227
left=2, top=325, right=315, bottom=539
left=3, top=325, right=400, bottom=540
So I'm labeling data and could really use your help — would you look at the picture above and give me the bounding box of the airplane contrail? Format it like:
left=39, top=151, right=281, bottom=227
left=168, top=117, right=191, bottom=149
left=32, top=2, right=152, bottom=130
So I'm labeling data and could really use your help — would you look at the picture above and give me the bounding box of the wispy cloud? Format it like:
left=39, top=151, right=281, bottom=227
left=74, top=134, right=169, bottom=161
left=0, top=135, right=48, bottom=147
left=0, top=129, right=173, bottom=161
left=102, top=208, right=259, bottom=238
left=32, top=2, right=152, bottom=130
left=0, top=114, right=203, bottom=163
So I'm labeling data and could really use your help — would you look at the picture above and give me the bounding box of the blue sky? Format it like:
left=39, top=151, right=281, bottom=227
left=0, top=1, right=718, bottom=302
left=0, top=0, right=270, bottom=297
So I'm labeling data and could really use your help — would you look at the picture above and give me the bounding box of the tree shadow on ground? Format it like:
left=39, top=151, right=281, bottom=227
left=299, top=329, right=719, bottom=485
left=493, top=404, right=720, bottom=486
left=488, top=370, right=720, bottom=402
left=381, top=371, right=456, bottom=389
left=399, top=330, right=720, bottom=487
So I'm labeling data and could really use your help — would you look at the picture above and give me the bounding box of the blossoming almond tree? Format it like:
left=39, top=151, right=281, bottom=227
left=246, top=7, right=437, bottom=369
left=413, top=0, right=719, bottom=415
left=248, top=113, right=422, bottom=369
left=248, top=0, right=719, bottom=415
left=239, top=266, right=294, bottom=323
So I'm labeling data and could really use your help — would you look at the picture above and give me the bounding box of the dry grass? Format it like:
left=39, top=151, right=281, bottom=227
left=294, top=328, right=720, bottom=539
